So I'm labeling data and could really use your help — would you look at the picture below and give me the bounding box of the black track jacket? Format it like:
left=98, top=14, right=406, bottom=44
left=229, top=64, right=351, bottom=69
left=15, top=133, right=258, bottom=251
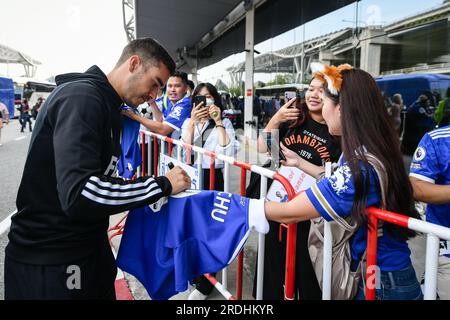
left=6, top=66, right=172, bottom=264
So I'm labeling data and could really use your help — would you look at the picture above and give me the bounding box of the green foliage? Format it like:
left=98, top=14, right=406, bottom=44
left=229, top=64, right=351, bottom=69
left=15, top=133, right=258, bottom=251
left=229, top=86, right=242, bottom=97
left=266, top=74, right=294, bottom=86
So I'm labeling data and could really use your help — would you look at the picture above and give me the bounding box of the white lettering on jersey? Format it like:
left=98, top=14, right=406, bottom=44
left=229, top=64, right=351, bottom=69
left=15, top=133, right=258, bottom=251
left=104, top=155, right=119, bottom=176
left=211, top=192, right=232, bottom=223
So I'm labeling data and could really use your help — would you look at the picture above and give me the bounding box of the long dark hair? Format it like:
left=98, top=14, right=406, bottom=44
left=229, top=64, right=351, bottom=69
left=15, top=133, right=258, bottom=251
left=324, top=68, right=419, bottom=239
left=288, top=97, right=309, bottom=128
left=192, top=82, right=224, bottom=111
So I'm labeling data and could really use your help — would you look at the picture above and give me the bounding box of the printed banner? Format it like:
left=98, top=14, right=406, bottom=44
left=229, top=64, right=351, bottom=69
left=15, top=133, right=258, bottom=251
left=267, top=165, right=316, bottom=202
left=159, top=153, right=201, bottom=190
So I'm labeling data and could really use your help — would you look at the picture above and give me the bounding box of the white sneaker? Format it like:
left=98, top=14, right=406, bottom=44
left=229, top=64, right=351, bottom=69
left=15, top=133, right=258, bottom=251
left=187, top=289, right=208, bottom=300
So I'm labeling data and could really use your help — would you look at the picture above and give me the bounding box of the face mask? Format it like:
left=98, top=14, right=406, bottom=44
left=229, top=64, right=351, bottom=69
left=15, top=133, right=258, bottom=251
left=206, top=98, right=215, bottom=107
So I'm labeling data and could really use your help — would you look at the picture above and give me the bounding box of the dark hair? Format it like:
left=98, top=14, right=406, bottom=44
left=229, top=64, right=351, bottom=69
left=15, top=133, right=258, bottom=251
left=170, top=71, right=189, bottom=85
left=187, top=80, right=195, bottom=92
left=192, top=83, right=223, bottom=111
left=288, top=86, right=313, bottom=128
left=116, top=38, right=176, bottom=75
left=323, top=68, right=419, bottom=239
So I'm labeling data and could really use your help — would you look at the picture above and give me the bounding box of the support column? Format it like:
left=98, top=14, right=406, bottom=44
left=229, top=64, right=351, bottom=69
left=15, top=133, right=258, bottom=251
left=191, top=67, right=198, bottom=86
left=360, top=42, right=381, bottom=77
left=244, top=1, right=255, bottom=141
left=294, top=57, right=301, bottom=84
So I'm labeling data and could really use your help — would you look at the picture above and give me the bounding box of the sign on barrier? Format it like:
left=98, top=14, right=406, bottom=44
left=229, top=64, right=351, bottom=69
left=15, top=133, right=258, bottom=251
left=159, top=153, right=201, bottom=190
left=266, top=165, right=315, bottom=203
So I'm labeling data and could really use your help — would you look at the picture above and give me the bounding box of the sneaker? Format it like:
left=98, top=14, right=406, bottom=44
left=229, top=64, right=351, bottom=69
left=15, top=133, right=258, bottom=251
left=187, top=289, right=208, bottom=300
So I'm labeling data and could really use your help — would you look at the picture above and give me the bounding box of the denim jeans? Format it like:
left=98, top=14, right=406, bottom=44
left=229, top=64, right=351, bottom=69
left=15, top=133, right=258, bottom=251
left=354, top=264, right=423, bottom=300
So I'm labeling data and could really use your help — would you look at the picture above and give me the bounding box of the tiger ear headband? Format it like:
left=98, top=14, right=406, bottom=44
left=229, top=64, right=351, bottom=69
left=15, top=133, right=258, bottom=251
left=310, top=62, right=353, bottom=96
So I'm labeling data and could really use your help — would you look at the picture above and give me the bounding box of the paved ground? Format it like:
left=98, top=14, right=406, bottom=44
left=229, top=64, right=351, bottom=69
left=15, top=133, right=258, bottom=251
left=0, top=120, right=33, bottom=300
left=0, top=121, right=430, bottom=300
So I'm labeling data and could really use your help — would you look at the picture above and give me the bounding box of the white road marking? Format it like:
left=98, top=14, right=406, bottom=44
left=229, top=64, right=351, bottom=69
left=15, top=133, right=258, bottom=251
left=14, top=136, right=27, bottom=141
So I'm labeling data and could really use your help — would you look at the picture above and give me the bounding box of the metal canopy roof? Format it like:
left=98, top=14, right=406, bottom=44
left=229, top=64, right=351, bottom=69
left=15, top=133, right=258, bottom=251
left=135, top=0, right=356, bottom=71
left=0, top=44, right=41, bottom=66
left=227, top=28, right=354, bottom=74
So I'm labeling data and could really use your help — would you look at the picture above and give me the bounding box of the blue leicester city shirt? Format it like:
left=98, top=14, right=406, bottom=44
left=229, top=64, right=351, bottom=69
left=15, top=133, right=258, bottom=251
left=409, top=126, right=450, bottom=256
left=116, top=190, right=267, bottom=300
left=156, top=94, right=192, bottom=140
left=305, top=156, right=412, bottom=272
left=118, top=106, right=141, bottom=179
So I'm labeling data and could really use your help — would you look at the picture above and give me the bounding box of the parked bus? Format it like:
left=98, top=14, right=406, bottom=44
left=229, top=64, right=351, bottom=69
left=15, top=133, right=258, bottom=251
left=255, top=83, right=309, bottom=102
left=376, top=73, right=450, bottom=108
left=13, top=77, right=56, bottom=117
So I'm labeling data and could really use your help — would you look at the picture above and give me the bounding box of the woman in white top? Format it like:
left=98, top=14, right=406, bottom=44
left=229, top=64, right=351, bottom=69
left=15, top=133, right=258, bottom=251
left=181, top=82, right=238, bottom=191
left=181, top=82, right=238, bottom=300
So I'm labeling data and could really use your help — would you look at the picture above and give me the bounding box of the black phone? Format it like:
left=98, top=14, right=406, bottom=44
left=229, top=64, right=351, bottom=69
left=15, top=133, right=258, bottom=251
left=192, top=95, right=207, bottom=108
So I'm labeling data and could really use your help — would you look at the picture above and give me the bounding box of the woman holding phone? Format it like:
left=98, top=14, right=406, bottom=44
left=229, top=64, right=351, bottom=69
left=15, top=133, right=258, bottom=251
left=181, top=83, right=239, bottom=300
left=264, top=64, right=423, bottom=300
left=253, top=78, right=341, bottom=300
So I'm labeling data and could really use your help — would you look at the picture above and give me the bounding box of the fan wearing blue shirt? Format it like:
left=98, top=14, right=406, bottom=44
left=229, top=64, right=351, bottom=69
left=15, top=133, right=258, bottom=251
left=121, top=71, right=192, bottom=140
left=265, top=63, right=423, bottom=300
left=409, top=125, right=450, bottom=300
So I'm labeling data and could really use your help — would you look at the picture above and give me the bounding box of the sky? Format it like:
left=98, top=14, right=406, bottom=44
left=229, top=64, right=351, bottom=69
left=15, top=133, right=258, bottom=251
left=0, top=0, right=445, bottom=84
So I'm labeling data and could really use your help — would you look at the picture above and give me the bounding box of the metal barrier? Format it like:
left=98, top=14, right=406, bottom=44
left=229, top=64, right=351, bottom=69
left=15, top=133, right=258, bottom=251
left=138, top=129, right=297, bottom=300
left=318, top=205, right=450, bottom=300
left=112, top=130, right=450, bottom=301
left=365, top=207, right=450, bottom=300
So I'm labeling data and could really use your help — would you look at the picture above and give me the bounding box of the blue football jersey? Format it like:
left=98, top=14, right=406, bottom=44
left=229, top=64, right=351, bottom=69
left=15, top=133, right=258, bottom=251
left=118, top=106, right=142, bottom=179
left=409, top=126, right=450, bottom=253
left=116, top=190, right=267, bottom=300
left=160, top=94, right=192, bottom=140
left=305, top=156, right=412, bottom=271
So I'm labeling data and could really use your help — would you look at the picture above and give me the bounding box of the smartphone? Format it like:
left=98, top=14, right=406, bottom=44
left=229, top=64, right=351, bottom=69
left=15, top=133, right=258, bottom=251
left=192, top=95, right=207, bottom=108
left=284, top=91, right=297, bottom=101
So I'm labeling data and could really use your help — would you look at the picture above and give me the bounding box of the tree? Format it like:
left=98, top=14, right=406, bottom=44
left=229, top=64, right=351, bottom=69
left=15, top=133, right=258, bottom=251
left=266, top=74, right=294, bottom=86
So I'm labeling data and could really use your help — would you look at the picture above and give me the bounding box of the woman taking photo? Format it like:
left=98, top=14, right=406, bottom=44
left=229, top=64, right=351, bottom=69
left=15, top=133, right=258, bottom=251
left=254, top=79, right=341, bottom=300
left=181, top=82, right=238, bottom=299
left=264, top=63, right=423, bottom=300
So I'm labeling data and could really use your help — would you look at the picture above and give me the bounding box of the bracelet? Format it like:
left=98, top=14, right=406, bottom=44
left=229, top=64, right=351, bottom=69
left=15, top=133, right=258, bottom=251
left=216, top=125, right=225, bottom=129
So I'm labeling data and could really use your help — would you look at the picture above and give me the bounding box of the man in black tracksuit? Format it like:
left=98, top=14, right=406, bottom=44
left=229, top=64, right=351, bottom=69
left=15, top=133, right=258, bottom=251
left=4, top=38, right=191, bottom=299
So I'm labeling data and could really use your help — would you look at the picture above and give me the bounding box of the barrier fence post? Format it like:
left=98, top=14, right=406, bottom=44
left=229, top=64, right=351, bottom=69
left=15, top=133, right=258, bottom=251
left=256, top=175, right=268, bottom=300
left=322, top=162, right=333, bottom=300
left=168, top=140, right=173, bottom=157
left=366, top=213, right=379, bottom=300
left=141, top=132, right=146, bottom=176
left=424, top=234, right=440, bottom=300
left=236, top=167, right=247, bottom=300
left=322, top=221, right=332, bottom=300
left=177, top=141, right=182, bottom=161
left=153, top=136, right=158, bottom=176
left=209, top=157, right=215, bottom=190
left=150, top=135, right=155, bottom=175
left=197, top=152, right=203, bottom=190
left=222, top=161, right=231, bottom=290
left=271, top=173, right=297, bottom=301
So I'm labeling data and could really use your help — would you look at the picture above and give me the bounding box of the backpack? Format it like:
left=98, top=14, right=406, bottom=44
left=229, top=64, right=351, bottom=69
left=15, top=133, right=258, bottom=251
left=307, top=153, right=387, bottom=300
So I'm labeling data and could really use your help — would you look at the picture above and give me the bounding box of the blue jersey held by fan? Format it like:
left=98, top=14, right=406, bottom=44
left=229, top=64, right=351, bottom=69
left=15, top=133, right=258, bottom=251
left=116, top=190, right=268, bottom=300
left=118, top=105, right=141, bottom=179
